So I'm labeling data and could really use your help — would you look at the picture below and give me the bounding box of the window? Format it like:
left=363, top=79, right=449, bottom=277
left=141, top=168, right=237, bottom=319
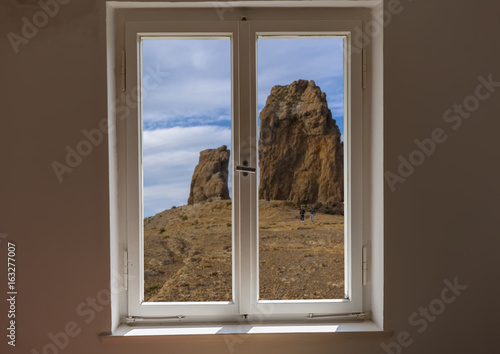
left=108, top=2, right=383, bottom=330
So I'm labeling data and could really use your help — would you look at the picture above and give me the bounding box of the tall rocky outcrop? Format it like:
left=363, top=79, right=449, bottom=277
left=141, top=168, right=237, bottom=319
left=259, top=79, right=343, bottom=206
left=188, top=145, right=230, bottom=205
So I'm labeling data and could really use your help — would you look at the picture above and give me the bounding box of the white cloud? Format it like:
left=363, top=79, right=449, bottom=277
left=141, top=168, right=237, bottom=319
left=142, top=126, right=231, bottom=216
left=257, top=37, right=345, bottom=119
left=142, top=39, right=231, bottom=126
left=143, top=78, right=231, bottom=125
left=143, top=183, right=189, bottom=217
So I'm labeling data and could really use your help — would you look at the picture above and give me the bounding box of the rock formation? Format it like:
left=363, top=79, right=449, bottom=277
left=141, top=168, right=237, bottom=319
left=188, top=145, right=230, bottom=205
left=258, top=79, right=343, bottom=206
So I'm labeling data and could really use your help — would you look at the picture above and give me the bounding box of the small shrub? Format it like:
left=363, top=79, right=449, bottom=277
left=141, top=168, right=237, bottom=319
left=171, top=205, right=177, bottom=209
left=181, top=215, right=188, bottom=221
left=148, top=284, right=161, bottom=291
left=226, top=223, right=231, bottom=227
left=159, top=228, right=165, bottom=234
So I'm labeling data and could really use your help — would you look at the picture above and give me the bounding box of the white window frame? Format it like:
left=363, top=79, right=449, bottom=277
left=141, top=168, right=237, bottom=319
left=107, top=1, right=384, bottom=332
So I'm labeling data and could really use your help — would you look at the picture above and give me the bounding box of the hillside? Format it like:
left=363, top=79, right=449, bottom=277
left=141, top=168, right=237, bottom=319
left=144, top=199, right=344, bottom=302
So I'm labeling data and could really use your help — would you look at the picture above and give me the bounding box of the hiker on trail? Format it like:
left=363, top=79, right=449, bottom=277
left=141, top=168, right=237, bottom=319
left=300, top=206, right=305, bottom=222
left=309, top=206, right=316, bottom=222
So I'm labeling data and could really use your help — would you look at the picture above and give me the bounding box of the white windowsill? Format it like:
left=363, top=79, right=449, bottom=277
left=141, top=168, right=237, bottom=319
left=100, top=321, right=391, bottom=343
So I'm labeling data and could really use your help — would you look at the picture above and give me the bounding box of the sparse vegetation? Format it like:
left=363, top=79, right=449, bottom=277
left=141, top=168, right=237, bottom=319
left=181, top=215, right=188, bottom=221
left=159, top=228, right=165, bottom=234
left=143, top=199, right=344, bottom=302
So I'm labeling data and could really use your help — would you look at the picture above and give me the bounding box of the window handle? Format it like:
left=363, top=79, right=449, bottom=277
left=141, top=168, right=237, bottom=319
left=235, top=165, right=256, bottom=174
left=236, top=161, right=256, bottom=176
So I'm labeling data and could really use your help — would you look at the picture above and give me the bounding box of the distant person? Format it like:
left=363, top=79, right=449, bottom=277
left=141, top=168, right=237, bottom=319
left=309, top=206, right=316, bottom=222
left=266, top=196, right=270, bottom=202
left=300, top=206, right=305, bottom=222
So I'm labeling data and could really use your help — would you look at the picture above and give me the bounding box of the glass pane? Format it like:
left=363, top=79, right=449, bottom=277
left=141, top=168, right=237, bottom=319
left=142, top=38, right=232, bottom=302
left=258, top=37, right=345, bottom=300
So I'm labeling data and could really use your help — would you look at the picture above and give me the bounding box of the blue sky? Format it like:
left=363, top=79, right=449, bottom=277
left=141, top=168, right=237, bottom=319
left=142, top=37, right=344, bottom=217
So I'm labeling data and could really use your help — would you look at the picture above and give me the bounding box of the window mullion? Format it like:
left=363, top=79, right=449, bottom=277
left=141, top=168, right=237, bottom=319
left=235, top=20, right=258, bottom=315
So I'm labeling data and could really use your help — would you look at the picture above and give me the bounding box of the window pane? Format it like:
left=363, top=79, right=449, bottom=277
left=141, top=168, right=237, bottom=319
left=142, top=38, right=232, bottom=302
left=258, top=37, right=345, bottom=300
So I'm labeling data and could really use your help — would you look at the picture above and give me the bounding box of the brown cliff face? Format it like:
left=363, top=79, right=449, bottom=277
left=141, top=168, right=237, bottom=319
left=188, top=145, right=230, bottom=205
left=258, top=80, right=343, bottom=206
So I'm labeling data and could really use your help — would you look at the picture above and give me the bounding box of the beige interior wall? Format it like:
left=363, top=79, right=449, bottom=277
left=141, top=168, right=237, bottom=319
left=0, top=1, right=498, bottom=353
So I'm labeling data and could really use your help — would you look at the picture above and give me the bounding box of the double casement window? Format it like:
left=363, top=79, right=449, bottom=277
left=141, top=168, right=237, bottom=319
left=109, top=4, right=382, bottom=328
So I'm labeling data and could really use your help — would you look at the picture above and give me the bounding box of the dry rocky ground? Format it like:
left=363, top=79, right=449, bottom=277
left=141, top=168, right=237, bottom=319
left=144, top=200, right=344, bottom=302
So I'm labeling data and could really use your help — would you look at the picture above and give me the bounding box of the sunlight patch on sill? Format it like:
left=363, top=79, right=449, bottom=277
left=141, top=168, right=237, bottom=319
left=101, top=321, right=390, bottom=342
